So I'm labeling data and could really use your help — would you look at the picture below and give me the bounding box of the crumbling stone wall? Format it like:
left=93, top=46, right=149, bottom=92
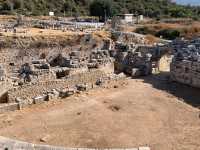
left=8, top=70, right=106, bottom=102
left=170, top=38, right=200, bottom=88
left=114, top=43, right=152, bottom=77
left=171, top=60, right=200, bottom=88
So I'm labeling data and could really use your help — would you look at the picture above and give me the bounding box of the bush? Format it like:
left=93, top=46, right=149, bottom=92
left=135, top=27, right=156, bottom=35
left=156, top=29, right=180, bottom=40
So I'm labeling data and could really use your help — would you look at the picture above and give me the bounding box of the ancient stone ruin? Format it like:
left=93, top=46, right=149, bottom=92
left=170, top=38, right=200, bottom=88
left=0, top=17, right=170, bottom=116
left=114, top=42, right=152, bottom=77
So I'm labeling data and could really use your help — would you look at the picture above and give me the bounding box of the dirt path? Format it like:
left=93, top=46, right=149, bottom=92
left=0, top=78, right=199, bottom=150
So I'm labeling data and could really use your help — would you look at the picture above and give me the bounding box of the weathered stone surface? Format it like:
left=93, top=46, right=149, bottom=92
left=33, top=95, right=48, bottom=104
left=130, top=68, right=141, bottom=77
left=115, top=43, right=152, bottom=77
left=0, top=103, right=19, bottom=113
left=170, top=38, right=200, bottom=88
left=138, top=147, right=150, bottom=150
left=0, top=136, right=149, bottom=150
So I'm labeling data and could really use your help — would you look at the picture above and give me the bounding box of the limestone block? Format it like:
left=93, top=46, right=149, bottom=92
left=139, top=147, right=150, bottom=150
left=33, top=95, right=48, bottom=104
left=131, top=68, right=141, bottom=78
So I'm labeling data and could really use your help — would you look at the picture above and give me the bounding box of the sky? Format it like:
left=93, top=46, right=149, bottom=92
left=175, top=0, right=200, bottom=5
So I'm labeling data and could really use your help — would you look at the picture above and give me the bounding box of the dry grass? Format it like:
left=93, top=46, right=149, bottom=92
left=135, top=21, right=200, bottom=39
left=145, top=34, right=161, bottom=44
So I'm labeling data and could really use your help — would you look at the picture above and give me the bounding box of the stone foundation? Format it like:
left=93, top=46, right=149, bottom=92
left=171, top=60, right=200, bottom=88
left=8, top=70, right=106, bottom=103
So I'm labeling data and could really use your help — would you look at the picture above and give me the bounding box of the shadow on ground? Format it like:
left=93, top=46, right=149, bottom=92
left=141, top=72, right=200, bottom=108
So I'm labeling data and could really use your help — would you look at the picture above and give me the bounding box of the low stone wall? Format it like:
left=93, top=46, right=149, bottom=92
left=0, top=136, right=150, bottom=150
left=8, top=70, right=106, bottom=103
left=170, top=60, right=200, bottom=88
left=0, top=74, right=126, bottom=113
left=0, top=103, right=19, bottom=113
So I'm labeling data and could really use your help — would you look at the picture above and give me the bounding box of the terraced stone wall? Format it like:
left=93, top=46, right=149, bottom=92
left=170, top=60, right=200, bottom=88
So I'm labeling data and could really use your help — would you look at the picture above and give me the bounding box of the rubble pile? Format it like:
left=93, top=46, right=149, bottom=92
left=111, top=31, right=146, bottom=44
left=170, top=38, right=200, bottom=87
left=10, top=48, right=115, bottom=87
left=88, top=50, right=113, bottom=68
left=115, top=43, right=152, bottom=77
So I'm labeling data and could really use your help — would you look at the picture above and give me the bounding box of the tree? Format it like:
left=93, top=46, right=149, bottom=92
left=89, top=0, right=114, bottom=22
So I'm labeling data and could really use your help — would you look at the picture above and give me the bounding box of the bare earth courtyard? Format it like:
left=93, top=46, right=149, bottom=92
left=0, top=75, right=200, bottom=150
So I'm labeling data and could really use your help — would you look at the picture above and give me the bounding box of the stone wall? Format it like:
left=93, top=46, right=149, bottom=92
left=170, top=38, right=200, bottom=88
left=8, top=70, right=106, bottom=103
left=170, top=60, right=200, bottom=88
left=97, top=62, right=115, bottom=75
left=114, top=43, right=152, bottom=77
left=0, top=103, right=19, bottom=113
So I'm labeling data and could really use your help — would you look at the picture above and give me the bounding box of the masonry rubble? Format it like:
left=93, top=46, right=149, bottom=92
left=111, top=30, right=146, bottom=44
left=0, top=46, right=125, bottom=111
left=114, top=42, right=153, bottom=77
left=170, top=38, right=200, bottom=88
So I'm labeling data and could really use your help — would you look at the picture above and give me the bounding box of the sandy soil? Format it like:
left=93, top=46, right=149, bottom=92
left=0, top=75, right=199, bottom=150
left=1, top=28, right=84, bottom=37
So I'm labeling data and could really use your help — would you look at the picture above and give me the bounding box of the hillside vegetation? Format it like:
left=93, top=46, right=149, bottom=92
left=0, top=0, right=200, bottom=19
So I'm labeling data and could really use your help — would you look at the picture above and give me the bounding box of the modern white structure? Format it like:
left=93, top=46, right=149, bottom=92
left=49, top=12, right=54, bottom=16
left=117, top=14, right=134, bottom=23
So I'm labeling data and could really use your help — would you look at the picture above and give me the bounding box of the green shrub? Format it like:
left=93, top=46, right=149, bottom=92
left=156, top=29, right=180, bottom=40
left=135, top=27, right=156, bottom=35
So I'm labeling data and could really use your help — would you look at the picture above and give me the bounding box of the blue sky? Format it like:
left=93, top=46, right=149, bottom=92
left=176, top=0, right=200, bottom=5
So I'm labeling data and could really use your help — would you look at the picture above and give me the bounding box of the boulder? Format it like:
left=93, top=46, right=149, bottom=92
left=131, top=68, right=141, bottom=78
left=76, top=84, right=89, bottom=92
left=33, top=95, right=48, bottom=104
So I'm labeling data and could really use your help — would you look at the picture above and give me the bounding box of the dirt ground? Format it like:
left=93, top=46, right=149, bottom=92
left=0, top=75, right=200, bottom=150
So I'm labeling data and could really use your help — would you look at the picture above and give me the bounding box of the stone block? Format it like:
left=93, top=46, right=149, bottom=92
left=131, top=68, right=141, bottom=78
left=76, top=84, right=89, bottom=92
left=138, top=147, right=150, bottom=150
left=33, top=95, right=48, bottom=104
